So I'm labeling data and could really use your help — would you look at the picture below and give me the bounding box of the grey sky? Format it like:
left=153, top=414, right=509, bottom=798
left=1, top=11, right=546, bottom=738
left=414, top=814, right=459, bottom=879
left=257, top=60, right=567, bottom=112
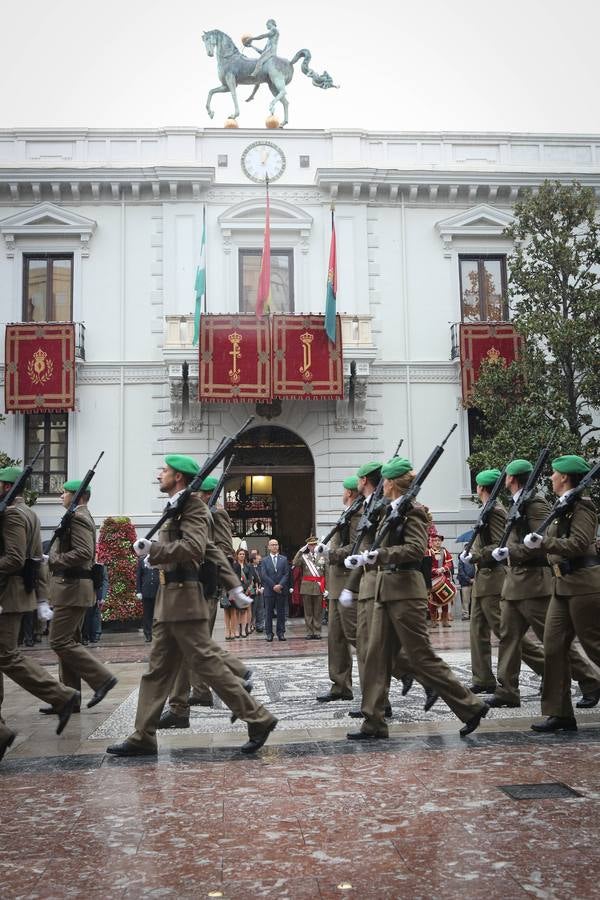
left=5, top=0, right=599, bottom=133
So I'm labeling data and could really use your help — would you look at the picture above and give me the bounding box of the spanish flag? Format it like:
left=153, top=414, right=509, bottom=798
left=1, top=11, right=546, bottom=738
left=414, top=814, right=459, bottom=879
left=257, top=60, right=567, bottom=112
left=256, top=179, right=271, bottom=318
left=324, top=209, right=337, bottom=343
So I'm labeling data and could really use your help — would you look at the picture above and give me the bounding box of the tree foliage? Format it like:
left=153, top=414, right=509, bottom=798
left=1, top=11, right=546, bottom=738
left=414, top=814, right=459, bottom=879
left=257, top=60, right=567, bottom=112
left=0, top=414, right=38, bottom=506
left=468, top=181, right=600, bottom=495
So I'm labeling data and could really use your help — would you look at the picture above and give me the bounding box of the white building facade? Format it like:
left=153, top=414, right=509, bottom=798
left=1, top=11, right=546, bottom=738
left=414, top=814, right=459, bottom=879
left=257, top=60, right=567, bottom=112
left=1, top=128, right=599, bottom=551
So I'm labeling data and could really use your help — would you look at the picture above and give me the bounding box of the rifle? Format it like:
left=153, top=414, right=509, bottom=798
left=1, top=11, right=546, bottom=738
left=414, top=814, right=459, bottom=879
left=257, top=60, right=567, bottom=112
left=141, top=417, right=254, bottom=542
left=0, top=445, right=44, bottom=514
left=369, top=423, right=457, bottom=552
left=48, top=451, right=105, bottom=551
left=350, top=438, right=404, bottom=554
left=319, top=494, right=364, bottom=547
left=534, top=459, right=600, bottom=536
left=463, top=465, right=508, bottom=556
left=497, top=431, right=557, bottom=548
left=208, top=454, right=236, bottom=510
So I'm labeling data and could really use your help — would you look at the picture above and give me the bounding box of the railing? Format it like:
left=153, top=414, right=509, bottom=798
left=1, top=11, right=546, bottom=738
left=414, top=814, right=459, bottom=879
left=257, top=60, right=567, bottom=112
left=75, top=322, right=85, bottom=360
left=450, top=323, right=460, bottom=360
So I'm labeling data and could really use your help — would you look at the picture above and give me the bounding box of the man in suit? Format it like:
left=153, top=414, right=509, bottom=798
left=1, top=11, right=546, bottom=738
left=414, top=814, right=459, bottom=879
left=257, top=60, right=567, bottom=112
left=136, top=556, right=159, bottom=642
left=0, top=466, right=79, bottom=746
left=259, top=538, right=290, bottom=642
left=44, top=479, right=118, bottom=712
left=107, top=454, right=277, bottom=756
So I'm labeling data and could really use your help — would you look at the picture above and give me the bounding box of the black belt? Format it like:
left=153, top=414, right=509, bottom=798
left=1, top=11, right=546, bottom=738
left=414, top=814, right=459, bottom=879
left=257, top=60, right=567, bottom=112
left=554, top=556, right=600, bottom=577
left=513, top=560, right=550, bottom=570
left=161, top=571, right=199, bottom=585
left=54, top=567, right=93, bottom=580
left=380, top=563, right=422, bottom=573
left=479, top=560, right=506, bottom=571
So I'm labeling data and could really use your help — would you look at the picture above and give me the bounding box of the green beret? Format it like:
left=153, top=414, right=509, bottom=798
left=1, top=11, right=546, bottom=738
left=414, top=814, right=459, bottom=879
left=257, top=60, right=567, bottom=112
left=0, top=466, right=23, bottom=484
left=356, top=461, right=382, bottom=478
left=343, top=476, right=359, bottom=491
left=200, top=475, right=219, bottom=492
left=164, top=454, right=200, bottom=477
left=506, top=459, right=533, bottom=476
left=63, top=479, right=91, bottom=496
left=552, top=455, right=590, bottom=475
left=381, top=457, right=413, bottom=479
left=476, top=468, right=502, bottom=487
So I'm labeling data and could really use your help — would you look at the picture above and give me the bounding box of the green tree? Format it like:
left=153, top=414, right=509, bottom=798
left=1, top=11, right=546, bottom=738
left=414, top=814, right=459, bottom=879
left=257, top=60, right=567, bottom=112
left=468, top=181, right=600, bottom=487
left=0, top=414, right=38, bottom=505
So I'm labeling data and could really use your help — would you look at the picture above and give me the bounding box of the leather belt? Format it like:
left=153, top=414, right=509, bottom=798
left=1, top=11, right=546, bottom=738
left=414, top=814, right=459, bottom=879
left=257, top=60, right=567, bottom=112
left=479, top=560, right=506, bottom=571
left=54, top=567, right=93, bottom=580
left=159, top=571, right=198, bottom=586
left=380, top=563, right=422, bottom=573
left=512, top=560, right=550, bottom=570
left=553, top=556, right=600, bottom=577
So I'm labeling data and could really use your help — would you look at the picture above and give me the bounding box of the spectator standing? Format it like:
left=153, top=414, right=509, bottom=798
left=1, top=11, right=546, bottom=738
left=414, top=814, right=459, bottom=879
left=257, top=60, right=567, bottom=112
left=82, top=564, right=108, bottom=644
left=249, top=552, right=265, bottom=632
left=233, top=548, right=255, bottom=638
left=136, top=558, right=160, bottom=642
left=259, top=538, right=290, bottom=642
left=457, top=548, right=475, bottom=621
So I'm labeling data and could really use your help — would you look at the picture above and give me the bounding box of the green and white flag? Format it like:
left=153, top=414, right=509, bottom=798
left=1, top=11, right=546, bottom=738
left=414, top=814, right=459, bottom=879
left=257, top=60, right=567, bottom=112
left=192, top=208, right=206, bottom=346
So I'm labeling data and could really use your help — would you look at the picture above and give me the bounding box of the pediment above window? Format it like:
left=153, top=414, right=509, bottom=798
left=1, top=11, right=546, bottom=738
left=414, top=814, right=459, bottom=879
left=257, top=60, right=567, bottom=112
left=436, top=204, right=515, bottom=253
left=219, top=198, right=313, bottom=235
left=0, top=202, right=97, bottom=256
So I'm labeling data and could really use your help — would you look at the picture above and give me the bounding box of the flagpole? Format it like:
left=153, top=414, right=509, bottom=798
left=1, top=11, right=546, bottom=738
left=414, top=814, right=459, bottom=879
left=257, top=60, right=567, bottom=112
left=324, top=201, right=337, bottom=343
left=202, top=205, right=207, bottom=315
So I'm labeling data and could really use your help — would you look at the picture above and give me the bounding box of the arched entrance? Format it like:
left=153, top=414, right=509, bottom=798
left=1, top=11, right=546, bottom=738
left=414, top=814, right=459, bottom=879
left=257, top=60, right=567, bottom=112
left=223, top=425, right=314, bottom=558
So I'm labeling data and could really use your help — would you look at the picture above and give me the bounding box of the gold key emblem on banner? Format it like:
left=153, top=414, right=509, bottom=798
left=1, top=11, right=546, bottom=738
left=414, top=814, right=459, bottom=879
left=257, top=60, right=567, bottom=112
left=228, top=331, right=242, bottom=383
left=299, top=331, right=314, bottom=380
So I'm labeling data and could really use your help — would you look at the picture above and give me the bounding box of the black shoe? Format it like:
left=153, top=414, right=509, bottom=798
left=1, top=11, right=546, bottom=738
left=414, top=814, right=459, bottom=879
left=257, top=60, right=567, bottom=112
left=87, top=676, right=118, bottom=709
left=347, top=730, right=388, bottom=741
left=531, top=716, right=577, bottom=733
left=401, top=674, right=414, bottom=696
left=314, top=634, right=322, bottom=640
left=305, top=634, right=313, bottom=640
left=278, top=635, right=287, bottom=641
left=158, top=710, right=190, bottom=729
left=0, top=729, right=16, bottom=762
left=576, top=688, right=600, bottom=709
left=241, top=718, right=277, bottom=754
left=469, top=684, right=496, bottom=694
left=485, top=695, right=521, bottom=708
left=348, top=709, right=364, bottom=718
left=40, top=703, right=80, bottom=715
left=106, top=740, right=157, bottom=757
left=255, top=627, right=264, bottom=633
left=384, top=705, right=393, bottom=718
left=82, top=639, right=89, bottom=646
left=230, top=673, right=254, bottom=724
left=316, top=692, right=353, bottom=702
left=57, top=692, right=81, bottom=736
left=189, top=695, right=214, bottom=707
left=266, top=635, right=273, bottom=642
left=460, top=704, right=489, bottom=737
left=424, top=688, right=439, bottom=712
left=24, top=639, right=35, bottom=647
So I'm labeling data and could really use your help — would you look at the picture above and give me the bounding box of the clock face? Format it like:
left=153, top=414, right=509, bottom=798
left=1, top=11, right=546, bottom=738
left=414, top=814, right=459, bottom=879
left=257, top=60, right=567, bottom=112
left=241, top=141, right=286, bottom=183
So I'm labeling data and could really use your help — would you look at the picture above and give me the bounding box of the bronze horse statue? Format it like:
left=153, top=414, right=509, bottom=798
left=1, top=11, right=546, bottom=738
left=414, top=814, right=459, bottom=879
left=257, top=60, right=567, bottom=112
left=202, top=28, right=337, bottom=128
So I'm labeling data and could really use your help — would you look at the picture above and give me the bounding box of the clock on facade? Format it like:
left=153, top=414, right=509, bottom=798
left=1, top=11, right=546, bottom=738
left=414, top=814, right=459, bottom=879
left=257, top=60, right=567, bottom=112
left=241, top=141, right=286, bottom=183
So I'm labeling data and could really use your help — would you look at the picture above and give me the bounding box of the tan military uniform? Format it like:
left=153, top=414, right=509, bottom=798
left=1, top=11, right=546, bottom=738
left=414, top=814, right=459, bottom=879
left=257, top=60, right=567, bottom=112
left=126, top=493, right=274, bottom=750
left=0, top=500, right=75, bottom=719
left=48, top=505, right=114, bottom=695
left=470, top=503, right=545, bottom=691
left=324, top=507, right=361, bottom=698
left=360, top=502, right=483, bottom=736
left=542, top=496, right=600, bottom=717
left=292, top=547, right=323, bottom=637
left=495, top=494, right=600, bottom=703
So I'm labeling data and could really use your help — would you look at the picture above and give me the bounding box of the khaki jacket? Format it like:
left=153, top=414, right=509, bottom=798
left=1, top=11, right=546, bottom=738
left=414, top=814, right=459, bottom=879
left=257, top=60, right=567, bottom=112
left=211, top=506, right=235, bottom=559
left=326, top=507, right=361, bottom=600
left=345, top=497, right=387, bottom=601
left=502, top=494, right=553, bottom=602
left=373, top=502, right=429, bottom=603
left=49, top=506, right=96, bottom=608
left=292, top=549, right=323, bottom=596
left=0, top=500, right=42, bottom=613
left=470, top=503, right=507, bottom=599
left=544, top=496, right=600, bottom=597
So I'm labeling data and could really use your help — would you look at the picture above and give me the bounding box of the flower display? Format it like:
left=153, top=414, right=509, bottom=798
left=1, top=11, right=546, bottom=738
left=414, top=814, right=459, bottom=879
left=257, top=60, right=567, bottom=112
left=97, top=516, right=142, bottom=622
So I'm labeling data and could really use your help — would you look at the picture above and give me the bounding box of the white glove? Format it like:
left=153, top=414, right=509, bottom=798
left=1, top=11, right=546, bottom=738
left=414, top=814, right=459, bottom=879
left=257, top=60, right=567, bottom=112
left=41, top=554, right=49, bottom=564
left=133, top=539, right=152, bottom=558
left=135, top=592, right=142, bottom=600
left=339, top=588, right=354, bottom=607
left=492, top=547, right=509, bottom=562
left=459, top=551, right=472, bottom=564
left=229, top=586, right=253, bottom=609
left=364, top=550, right=379, bottom=565
left=323, top=590, right=328, bottom=599
left=37, top=600, right=53, bottom=621
left=316, top=543, right=329, bottom=556
left=344, top=553, right=366, bottom=569
left=524, top=533, right=543, bottom=549
left=0, top=604, right=3, bottom=614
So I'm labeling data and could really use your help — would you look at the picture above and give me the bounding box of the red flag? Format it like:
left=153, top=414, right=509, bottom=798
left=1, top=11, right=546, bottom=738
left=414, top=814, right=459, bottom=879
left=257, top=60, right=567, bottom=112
left=256, top=182, right=271, bottom=318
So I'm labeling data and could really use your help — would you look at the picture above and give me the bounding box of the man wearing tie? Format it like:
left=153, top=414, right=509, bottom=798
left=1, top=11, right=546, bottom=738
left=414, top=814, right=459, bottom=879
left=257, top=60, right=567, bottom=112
left=259, top=539, right=290, bottom=642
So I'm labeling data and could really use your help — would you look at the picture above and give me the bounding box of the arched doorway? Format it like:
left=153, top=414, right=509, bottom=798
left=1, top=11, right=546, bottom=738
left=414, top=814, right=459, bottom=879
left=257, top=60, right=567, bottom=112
left=223, top=426, right=314, bottom=558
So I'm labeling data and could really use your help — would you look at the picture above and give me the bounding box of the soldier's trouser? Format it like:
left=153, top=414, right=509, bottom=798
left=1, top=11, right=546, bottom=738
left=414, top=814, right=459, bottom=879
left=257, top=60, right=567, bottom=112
left=303, top=593, right=322, bottom=636
left=129, top=619, right=275, bottom=749
left=327, top=597, right=357, bottom=697
left=356, top=597, right=412, bottom=698
left=0, top=613, right=75, bottom=714
left=542, top=592, right=600, bottom=718
left=496, top=596, right=600, bottom=704
left=50, top=606, right=114, bottom=694
left=361, top=597, right=482, bottom=735
left=0, top=717, right=15, bottom=747
left=469, top=594, right=544, bottom=699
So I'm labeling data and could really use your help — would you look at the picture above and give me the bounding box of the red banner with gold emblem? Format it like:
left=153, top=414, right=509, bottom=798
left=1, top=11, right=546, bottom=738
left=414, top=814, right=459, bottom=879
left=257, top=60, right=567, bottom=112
left=459, top=322, right=523, bottom=400
left=272, top=314, right=343, bottom=399
left=199, top=315, right=271, bottom=402
left=4, top=323, right=76, bottom=413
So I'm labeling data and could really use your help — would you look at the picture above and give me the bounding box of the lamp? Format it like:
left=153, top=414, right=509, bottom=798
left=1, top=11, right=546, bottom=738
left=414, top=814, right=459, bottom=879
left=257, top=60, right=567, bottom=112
left=244, top=475, right=272, bottom=495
